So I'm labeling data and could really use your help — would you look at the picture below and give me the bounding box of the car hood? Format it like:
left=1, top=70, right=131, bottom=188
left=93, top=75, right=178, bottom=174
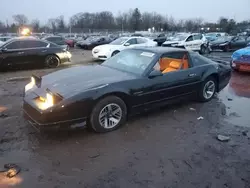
left=232, top=47, right=250, bottom=60
left=36, top=65, right=136, bottom=98
left=210, top=39, right=228, bottom=45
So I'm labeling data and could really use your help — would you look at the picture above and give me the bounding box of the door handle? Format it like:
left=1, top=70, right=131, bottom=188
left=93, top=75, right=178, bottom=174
left=188, top=73, right=196, bottom=77
left=42, top=50, right=47, bottom=53
left=17, top=52, right=24, bottom=54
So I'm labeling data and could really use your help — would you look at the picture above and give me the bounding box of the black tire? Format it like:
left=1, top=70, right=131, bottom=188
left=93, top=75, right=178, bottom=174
left=197, top=76, right=217, bottom=102
left=111, top=51, right=120, bottom=57
left=45, top=55, right=60, bottom=68
left=223, top=45, right=230, bottom=52
left=90, top=96, right=127, bottom=133
left=200, top=45, right=209, bottom=55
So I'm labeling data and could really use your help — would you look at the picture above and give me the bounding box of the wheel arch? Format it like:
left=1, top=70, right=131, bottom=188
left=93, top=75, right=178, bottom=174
left=94, top=91, right=131, bottom=113
left=205, top=73, right=219, bottom=92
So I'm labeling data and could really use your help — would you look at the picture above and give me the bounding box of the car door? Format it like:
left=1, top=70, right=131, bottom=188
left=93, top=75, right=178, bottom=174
left=136, top=38, right=149, bottom=47
left=124, top=38, right=138, bottom=48
left=192, top=34, right=203, bottom=51
left=231, top=36, right=248, bottom=49
left=0, top=40, right=26, bottom=67
left=184, top=35, right=196, bottom=50
left=139, top=52, right=201, bottom=107
left=20, top=40, right=49, bottom=65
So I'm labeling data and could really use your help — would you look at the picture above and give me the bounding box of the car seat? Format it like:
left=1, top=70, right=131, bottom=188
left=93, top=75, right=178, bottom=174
left=162, top=61, right=183, bottom=73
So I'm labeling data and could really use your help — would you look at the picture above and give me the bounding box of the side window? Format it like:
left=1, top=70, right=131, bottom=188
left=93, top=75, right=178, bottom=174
left=194, top=34, right=203, bottom=40
left=158, top=52, right=190, bottom=73
left=137, top=38, right=147, bottom=44
left=22, top=40, right=48, bottom=48
left=189, top=52, right=209, bottom=66
left=186, top=36, right=193, bottom=42
left=126, top=38, right=137, bottom=45
left=5, top=41, right=21, bottom=49
left=158, top=34, right=165, bottom=37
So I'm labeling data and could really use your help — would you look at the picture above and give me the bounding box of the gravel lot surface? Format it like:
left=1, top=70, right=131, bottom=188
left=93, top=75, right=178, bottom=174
left=0, top=49, right=249, bottom=188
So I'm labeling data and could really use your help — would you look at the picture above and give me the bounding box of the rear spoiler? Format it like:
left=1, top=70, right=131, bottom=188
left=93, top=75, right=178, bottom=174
left=32, top=74, right=42, bottom=88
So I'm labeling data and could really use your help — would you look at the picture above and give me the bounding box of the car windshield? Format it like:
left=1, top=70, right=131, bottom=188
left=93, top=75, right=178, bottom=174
left=205, top=33, right=218, bottom=37
left=0, top=42, right=5, bottom=47
left=86, top=36, right=98, bottom=42
left=110, top=37, right=129, bottom=45
left=102, top=49, right=156, bottom=75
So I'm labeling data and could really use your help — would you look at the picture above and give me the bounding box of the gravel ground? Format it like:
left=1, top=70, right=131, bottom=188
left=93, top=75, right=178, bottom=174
left=0, top=49, right=250, bottom=188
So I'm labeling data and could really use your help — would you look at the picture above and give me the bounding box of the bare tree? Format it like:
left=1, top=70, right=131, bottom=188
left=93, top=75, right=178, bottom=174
left=31, top=19, right=40, bottom=32
left=13, top=14, right=28, bottom=26
left=47, top=18, right=57, bottom=33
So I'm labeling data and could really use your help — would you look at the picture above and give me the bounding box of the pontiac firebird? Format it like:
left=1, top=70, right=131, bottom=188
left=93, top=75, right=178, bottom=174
left=23, top=47, right=231, bottom=133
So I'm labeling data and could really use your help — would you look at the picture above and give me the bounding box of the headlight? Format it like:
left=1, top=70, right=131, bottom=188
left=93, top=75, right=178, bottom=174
left=37, top=92, right=54, bottom=110
left=66, top=51, right=72, bottom=58
left=93, top=49, right=99, bottom=53
left=25, top=76, right=35, bottom=92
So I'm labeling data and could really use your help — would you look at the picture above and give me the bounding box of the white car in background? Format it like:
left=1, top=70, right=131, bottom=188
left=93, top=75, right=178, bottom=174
left=92, top=37, right=157, bottom=60
left=162, top=33, right=210, bottom=54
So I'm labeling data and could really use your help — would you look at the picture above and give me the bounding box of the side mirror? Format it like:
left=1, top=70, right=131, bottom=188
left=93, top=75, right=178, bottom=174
left=124, top=43, right=130, bottom=46
left=148, top=70, right=163, bottom=78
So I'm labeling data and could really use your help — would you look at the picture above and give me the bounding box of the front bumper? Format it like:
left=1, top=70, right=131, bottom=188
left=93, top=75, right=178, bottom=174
left=23, top=101, right=87, bottom=131
left=92, top=51, right=109, bottom=60
left=231, top=60, right=250, bottom=72
left=210, top=45, right=224, bottom=51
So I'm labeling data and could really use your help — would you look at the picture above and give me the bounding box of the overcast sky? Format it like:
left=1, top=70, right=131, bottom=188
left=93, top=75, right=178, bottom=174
left=1, top=0, right=249, bottom=24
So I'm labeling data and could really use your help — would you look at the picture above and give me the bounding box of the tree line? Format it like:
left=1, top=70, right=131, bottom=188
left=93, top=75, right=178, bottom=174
left=0, top=8, right=249, bottom=34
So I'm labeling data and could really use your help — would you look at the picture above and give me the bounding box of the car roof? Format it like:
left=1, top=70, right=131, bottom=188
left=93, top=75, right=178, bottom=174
left=6, top=36, right=40, bottom=42
left=132, top=47, right=187, bottom=54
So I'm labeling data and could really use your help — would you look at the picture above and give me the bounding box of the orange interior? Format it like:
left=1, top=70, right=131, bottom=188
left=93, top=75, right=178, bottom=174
left=159, top=54, right=189, bottom=73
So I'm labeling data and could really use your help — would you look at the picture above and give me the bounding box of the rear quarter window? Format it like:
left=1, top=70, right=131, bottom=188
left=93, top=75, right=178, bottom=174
left=189, top=52, right=210, bottom=66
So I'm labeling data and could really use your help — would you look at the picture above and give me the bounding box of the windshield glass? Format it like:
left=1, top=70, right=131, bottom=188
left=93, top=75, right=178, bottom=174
left=0, top=42, right=5, bottom=47
left=110, top=37, right=129, bottom=45
left=86, top=36, right=98, bottom=42
left=205, top=33, right=217, bottom=37
left=102, top=49, right=156, bottom=75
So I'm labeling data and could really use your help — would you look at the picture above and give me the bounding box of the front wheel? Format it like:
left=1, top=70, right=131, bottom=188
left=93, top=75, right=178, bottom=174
left=45, top=55, right=60, bottom=68
left=200, top=45, right=210, bottom=55
left=197, top=77, right=217, bottom=102
left=223, top=45, right=230, bottom=52
left=90, top=96, right=127, bottom=133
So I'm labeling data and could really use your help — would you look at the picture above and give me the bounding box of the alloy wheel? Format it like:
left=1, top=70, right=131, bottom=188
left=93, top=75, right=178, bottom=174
left=98, top=103, right=122, bottom=129
left=203, top=80, right=215, bottom=99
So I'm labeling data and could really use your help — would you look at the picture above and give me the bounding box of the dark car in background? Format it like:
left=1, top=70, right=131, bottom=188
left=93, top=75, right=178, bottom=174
left=42, top=36, right=69, bottom=50
left=0, top=37, right=71, bottom=70
left=76, top=36, right=112, bottom=50
left=210, top=36, right=250, bottom=52
left=153, top=33, right=167, bottom=46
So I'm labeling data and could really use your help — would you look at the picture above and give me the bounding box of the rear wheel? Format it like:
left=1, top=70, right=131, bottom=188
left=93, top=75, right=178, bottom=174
left=90, top=96, right=127, bottom=133
left=198, top=76, right=217, bottom=102
left=45, top=55, right=60, bottom=68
